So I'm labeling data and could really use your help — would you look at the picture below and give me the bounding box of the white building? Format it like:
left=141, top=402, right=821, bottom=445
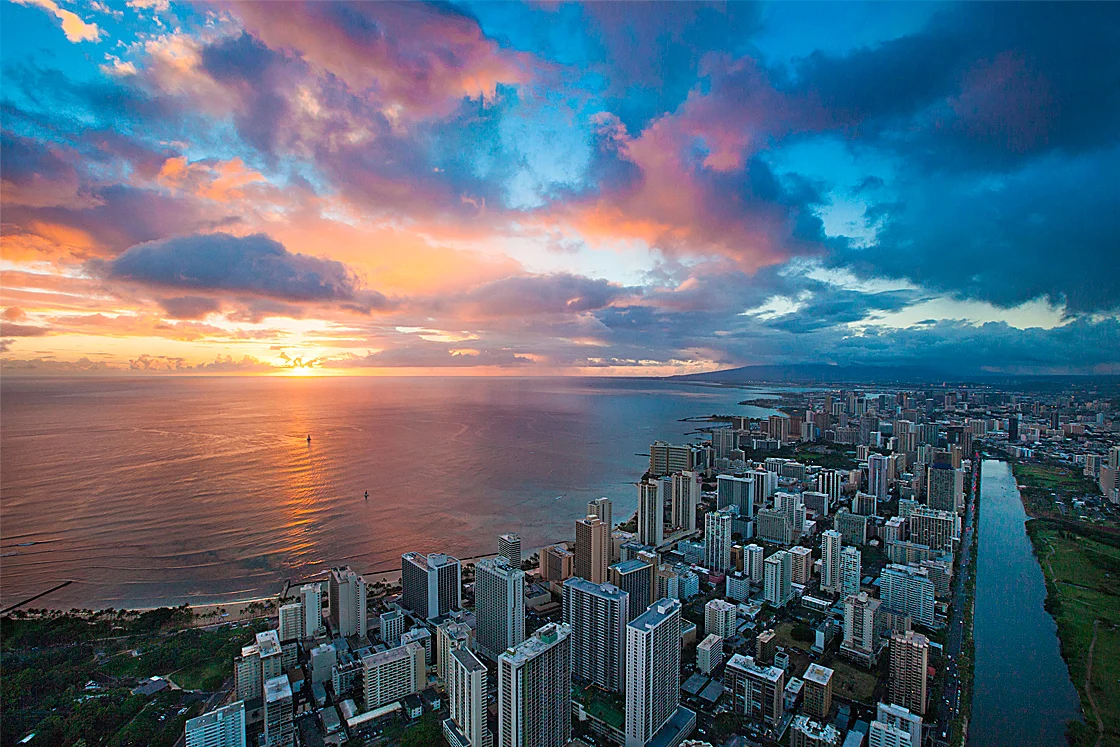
left=704, top=508, right=733, bottom=572
left=444, top=647, right=491, bottom=747
left=873, top=702, right=922, bottom=746
left=362, top=643, right=425, bottom=710
left=840, top=546, right=861, bottom=597
left=697, top=633, right=723, bottom=674
left=498, top=623, right=572, bottom=747
left=763, top=550, right=793, bottom=608
left=820, top=530, right=842, bottom=594
left=637, top=478, right=668, bottom=547
left=880, top=564, right=936, bottom=627
left=704, top=599, right=737, bottom=640
left=498, top=533, right=523, bottom=569
left=588, top=497, right=613, bottom=528
left=475, top=557, right=526, bottom=661
left=262, top=676, right=293, bottom=747
left=278, top=602, right=302, bottom=642
left=625, top=599, right=683, bottom=747
left=380, top=609, right=405, bottom=647
left=671, top=472, right=701, bottom=532
left=746, top=544, right=764, bottom=583
left=300, top=583, right=323, bottom=638
left=185, top=701, right=246, bottom=747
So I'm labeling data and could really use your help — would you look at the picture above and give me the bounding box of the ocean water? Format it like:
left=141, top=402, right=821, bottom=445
left=0, top=376, right=779, bottom=609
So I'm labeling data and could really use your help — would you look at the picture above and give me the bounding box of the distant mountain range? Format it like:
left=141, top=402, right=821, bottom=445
left=667, top=364, right=1120, bottom=387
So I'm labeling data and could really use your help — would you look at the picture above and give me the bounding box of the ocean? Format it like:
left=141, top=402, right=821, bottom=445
left=0, top=375, right=781, bottom=609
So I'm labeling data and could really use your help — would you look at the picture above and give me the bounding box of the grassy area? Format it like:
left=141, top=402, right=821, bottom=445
left=1, top=609, right=269, bottom=747
left=824, top=658, right=879, bottom=704
left=1027, top=521, right=1120, bottom=746
left=1013, top=463, right=1102, bottom=517
left=772, top=621, right=814, bottom=652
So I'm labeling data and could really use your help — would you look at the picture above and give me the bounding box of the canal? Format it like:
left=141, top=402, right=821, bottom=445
left=970, top=459, right=1082, bottom=746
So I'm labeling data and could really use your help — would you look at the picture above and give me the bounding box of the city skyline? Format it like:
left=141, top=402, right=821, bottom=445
left=2, top=2, right=1118, bottom=376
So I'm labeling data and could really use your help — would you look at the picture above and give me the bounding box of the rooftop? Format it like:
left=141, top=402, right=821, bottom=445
left=264, top=675, right=292, bottom=703
left=499, top=623, right=570, bottom=665
left=564, top=577, right=627, bottom=600
left=629, top=598, right=680, bottom=632
left=804, top=664, right=835, bottom=687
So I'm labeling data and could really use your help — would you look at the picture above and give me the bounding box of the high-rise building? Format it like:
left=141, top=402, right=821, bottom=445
left=402, top=626, right=433, bottom=666
left=401, top=552, right=462, bottom=620
left=278, top=602, right=302, bottom=642
left=927, top=463, right=964, bottom=513
left=234, top=630, right=282, bottom=703
left=841, top=592, right=882, bottom=666
left=716, top=475, right=754, bottom=516
left=380, top=609, right=405, bottom=647
left=835, top=510, right=870, bottom=546
left=868, top=721, right=912, bottom=747
left=697, top=633, right=723, bottom=674
left=497, top=623, right=572, bottom=747
left=852, top=491, right=878, bottom=517
left=436, top=618, right=474, bottom=682
left=475, top=557, right=526, bottom=660
left=1007, top=416, right=1019, bottom=443
left=498, top=533, right=523, bottom=569
left=868, top=453, right=890, bottom=500
left=575, top=516, right=611, bottom=583
left=873, top=702, right=922, bottom=747
left=889, top=631, right=929, bottom=716
left=816, top=470, right=843, bottom=505
left=763, top=550, right=792, bottom=608
left=185, top=701, right=246, bottom=747
left=588, top=497, right=613, bottom=528
left=444, top=647, right=491, bottom=747
left=704, top=508, right=733, bottom=572
left=840, top=546, right=861, bottom=597
left=907, top=506, right=960, bottom=552
left=746, top=544, right=764, bottom=583
left=637, top=479, right=667, bottom=547
left=609, top=560, right=652, bottom=622
left=755, top=508, right=795, bottom=546
left=363, top=643, right=426, bottom=710
left=724, top=654, right=785, bottom=724
left=790, top=716, right=840, bottom=747
left=262, top=676, right=294, bottom=747
left=649, top=441, right=705, bottom=476
left=625, top=599, right=686, bottom=747
left=802, top=664, right=834, bottom=719
left=300, top=583, right=323, bottom=638
left=539, top=544, right=574, bottom=582
left=789, top=546, right=812, bottom=586
left=881, top=564, right=936, bottom=627
left=710, top=428, right=738, bottom=459
left=671, top=472, right=701, bottom=532
left=329, top=566, right=368, bottom=638
left=563, top=578, right=628, bottom=692
left=704, top=598, right=737, bottom=640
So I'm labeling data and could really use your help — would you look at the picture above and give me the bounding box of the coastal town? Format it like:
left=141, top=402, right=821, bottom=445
left=5, top=382, right=1117, bottom=747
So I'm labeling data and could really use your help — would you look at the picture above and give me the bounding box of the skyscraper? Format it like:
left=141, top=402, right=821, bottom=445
left=746, top=544, right=764, bottom=583
left=868, top=453, right=890, bottom=500
left=716, top=474, right=754, bottom=517
left=588, top=497, right=613, bottom=528
left=763, top=550, right=792, bottom=607
left=671, top=472, right=701, bottom=531
left=881, top=564, right=936, bottom=627
left=329, top=566, right=368, bottom=638
left=401, top=552, right=462, bottom=620
left=789, top=546, right=812, bottom=586
left=927, top=463, right=964, bottom=513
left=475, top=557, right=526, bottom=660
left=185, top=701, right=246, bottom=747
left=563, top=578, right=628, bottom=692
left=300, top=583, right=323, bottom=639
left=498, top=623, right=572, bottom=747
left=841, top=592, right=882, bottom=666
left=802, top=664, right=833, bottom=719
left=262, top=676, right=294, bottom=747
left=444, top=647, right=491, bottom=747
left=363, top=643, right=426, bottom=710
left=380, top=609, right=405, bottom=647
left=840, top=546, right=861, bottom=597
left=637, top=479, right=667, bottom=546
left=609, top=560, right=652, bottom=622
left=724, top=654, right=785, bottom=725
left=704, top=508, right=733, bottom=572
left=575, top=515, right=610, bottom=583
left=539, top=544, right=575, bottom=582
left=625, top=599, right=686, bottom=747
left=889, top=631, right=929, bottom=716
left=278, top=602, right=302, bottom=642
left=873, top=702, right=922, bottom=747
left=498, top=533, right=523, bottom=569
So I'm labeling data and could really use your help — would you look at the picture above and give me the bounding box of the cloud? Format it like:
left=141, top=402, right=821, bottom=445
left=452, top=273, right=636, bottom=318
left=157, top=296, right=222, bottom=320
left=11, top=0, right=102, bottom=43
left=333, top=341, right=533, bottom=368
left=99, top=232, right=364, bottom=303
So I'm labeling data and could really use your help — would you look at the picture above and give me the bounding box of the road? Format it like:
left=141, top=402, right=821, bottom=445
left=932, top=458, right=979, bottom=747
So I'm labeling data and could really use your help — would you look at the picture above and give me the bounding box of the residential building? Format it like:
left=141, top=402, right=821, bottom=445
left=539, top=544, right=574, bottom=583
left=697, top=634, right=722, bottom=674
left=262, top=676, right=293, bottom=747
left=362, top=643, right=425, bottom=710
left=927, top=463, right=964, bottom=513
left=671, top=473, right=701, bottom=532
left=329, top=566, right=368, bottom=638
left=402, top=552, right=462, bottom=620
left=705, top=599, right=737, bottom=640
left=881, top=564, right=936, bottom=627
left=873, top=702, right=922, bottom=747
left=790, top=716, right=840, bottom=747
left=868, top=454, right=890, bottom=501
left=380, top=609, right=405, bottom=647
left=497, top=623, right=572, bottom=747
left=649, top=441, right=705, bottom=476
left=498, top=534, right=523, bottom=569
left=576, top=515, right=611, bottom=583
left=763, top=550, right=793, bottom=608
left=907, top=506, right=960, bottom=552
left=278, top=603, right=302, bottom=642
left=802, top=664, right=833, bottom=719
left=835, top=510, right=870, bottom=546
left=610, top=560, right=653, bottom=622
left=889, top=631, right=929, bottom=716
left=625, top=599, right=684, bottom=747
left=717, top=475, right=754, bottom=517
left=704, top=508, right=733, bottom=572
left=184, top=701, right=246, bottom=747
left=436, top=619, right=474, bottom=682
left=821, top=530, right=842, bottom=594
left=444, top=647, right=491, bottom=747
left=588, top=497, right=613, bottom=528
left=746, top=544, right=765, bottom=583
left=724, top=654, right=785, bottom=724
left=637, top=479, right=668, bottom=547
left=789, top=546, right=812, bottom=586
left=300, top=583, right=323, bottom=638
left=563, top=578, right=629, bottom=693
left=841, top=592, right=882, bottom=666
left=476, top=557, right=526, bottom=661
left=840, top=546, right=861, bottom=597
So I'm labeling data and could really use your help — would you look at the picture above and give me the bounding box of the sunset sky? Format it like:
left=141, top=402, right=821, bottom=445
left=2, top=1, right=1118, bottom=375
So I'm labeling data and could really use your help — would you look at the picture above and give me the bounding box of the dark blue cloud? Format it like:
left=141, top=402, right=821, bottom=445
left=101, top=232, right=363, bottom=303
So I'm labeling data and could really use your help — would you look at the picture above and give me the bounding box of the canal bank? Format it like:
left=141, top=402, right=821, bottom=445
left=970, top=459, right=1082, bottom=746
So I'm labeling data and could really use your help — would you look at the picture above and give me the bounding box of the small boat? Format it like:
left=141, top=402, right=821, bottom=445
left=364, top=490, right=369, bottom=500
left=306, top=434, right=312, bottom=443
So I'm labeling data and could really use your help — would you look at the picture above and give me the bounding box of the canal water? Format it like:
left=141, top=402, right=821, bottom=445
left=970, top=459, right=1082, bottom=746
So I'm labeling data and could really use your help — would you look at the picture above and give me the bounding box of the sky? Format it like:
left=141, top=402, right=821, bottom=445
left=1, top=0, right=1118, bottom=376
